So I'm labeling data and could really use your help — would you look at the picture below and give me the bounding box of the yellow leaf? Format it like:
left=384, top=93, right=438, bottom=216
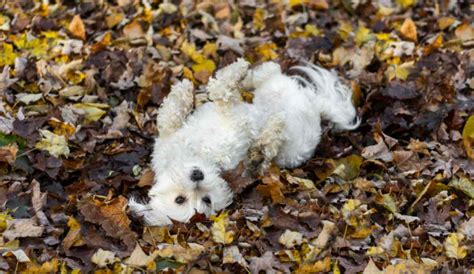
left=210, top=212, right=234, bottom=244
left=304, top=24, right=322, bottom=36
left=289, top=0, right=328, bottom=9
left=444, top=232, right=467, bottom=259
left=400, top=18, right=417, bottom=42
left=26, top=38, right=49, bottom=58
left=463, top=115, right=474, bottom=159
left=48, top=118, right=76, bottom=137
left=0, top=43, right=18, bottom=66
left=256, top=42, right=279, bottom=61
left=72, top=103, right=108, bottom=123
left=181, top=41, right=204, bottom=63
left=338, top=21, right=353, bottom=41
left=26, top=259, right=59, bottom=272
left=385, top=61, right=414, bottom=81
left=202, top=42, right=217, bottom=57
left=438, top=17, right=456, bottom=30
left=342, top=199, right=362, bottom=226
left=355, top=25, right=374, bottom=47
left=449, top=177, right=474, bottom=199
left=106, top=11, right=125, bottom=28
left=69, top=15, right=86, bottom=40
left=366, top=246, right=384, bottom=256
left=396, top=0, right=416, bottom=8
left=0, top=14, right=10, bottom=31
left=253, top=8, right=265, bottom=31
left=191, top=59, right=216, bottom=74
left=376, top=193, right=398, bottom=213
left=0, top=211, right=12, bottom=231
left=296, top=257, right=331, bottom=273
left=375, top=32, right=391, bottom=41
left=351, top=225, right=373, bottom=239
left=35, top=130, right=70, bottom=158
left=331, top=154, right=363, bottom=180
left=182, top=67, right=195, bottom=82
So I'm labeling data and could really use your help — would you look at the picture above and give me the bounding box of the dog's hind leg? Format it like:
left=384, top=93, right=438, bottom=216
left=156, top=79, right=194, bottom=138
left=242, top=61, right=282, bottom=90
left=246, top=115, right=285, bottom=176
left=207, top=58, right=250, bottom=106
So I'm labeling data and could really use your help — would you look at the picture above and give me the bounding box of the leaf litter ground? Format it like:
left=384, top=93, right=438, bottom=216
left=0, top=0, right=473, bottom=273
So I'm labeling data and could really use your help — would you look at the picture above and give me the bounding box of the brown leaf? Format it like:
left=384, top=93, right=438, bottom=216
left=400, top=18, right=417, bottom=42
left=78, top=196, right=137, bottom=252
left=0, top=143, right=18, bottom=164
left=68, top=15, right=86, bottom=40
left=138, top=168, right=155, bottom=187
left=123, top=20, right=144, bottom=39
left=256, top=167, right=285, bottom=204
left=222, top=162, right=256, bottom=194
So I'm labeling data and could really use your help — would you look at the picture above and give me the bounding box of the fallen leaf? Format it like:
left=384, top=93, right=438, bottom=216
left=312, top=220, right=336, bottom=248
left=123, top=20, right=145, bottom=39
left=444, top=232, right=467, bottom=259
left=63, top=216, right=84, bottom=251
left=362, top=140, right=393, bottom=162
left=256, top=42, right=279, bottom=61
left=223, top=246, right=249, bottom=268
left=3, top=218, right=44, bottom=241
left=35, top=129, right=70, bottom=158
left=400, top=18, right=417, bottom=42
left=279, top=229, right=303, bottom=248
left=68, top=15, right=86, bottom=40
left=0, top=143, right=18, bottom=164
left=91, top=249, right=117, bottom=268
left=296, top=257, right=331, bottom=273
left=138, top=169, right=155, bottom=187
left=154, top=243, right=205, bottom=263
left=449, top=176, right=474, bottom=199
left=210, top=212, right=234, bottom=244
left=125, top=244, right=155, bottom=267
left=437, top=17, right=456, bottom=30
left=249, top=251, right=279, bottom=274
left=2, top=249, right=30, bottom=263
left=462, top=115, right=474, bottom=159
left=72, top=103, right=108, bottom=123
left=78, top=196, right=137, bottom=252
left=455, top=23, right=474, bottom=42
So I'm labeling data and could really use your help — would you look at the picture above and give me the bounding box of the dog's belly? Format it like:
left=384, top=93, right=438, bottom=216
left=252, top=76, right=322, bottom=168
left=183, top=103, right=253, bottom=170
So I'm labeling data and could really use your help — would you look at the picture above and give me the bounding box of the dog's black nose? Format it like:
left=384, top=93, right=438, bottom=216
left=190, top=168, right=204, bottom=182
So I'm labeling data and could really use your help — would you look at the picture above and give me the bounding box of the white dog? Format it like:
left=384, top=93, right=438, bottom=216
left=129, top=59, right=359, bottom=225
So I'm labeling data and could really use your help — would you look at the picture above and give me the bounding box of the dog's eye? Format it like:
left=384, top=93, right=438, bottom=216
left=202, top=196, right=211, bottom=205
left=175, top=196, right=186, bottom=205
left=190, top=168, right=204, bottom=182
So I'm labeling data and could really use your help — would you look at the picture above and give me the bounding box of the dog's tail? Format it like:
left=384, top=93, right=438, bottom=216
left=291, top=63, right=360, bottom=130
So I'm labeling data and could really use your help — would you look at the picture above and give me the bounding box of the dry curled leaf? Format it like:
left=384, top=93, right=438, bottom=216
left=68, top=15, right=86, bottom=40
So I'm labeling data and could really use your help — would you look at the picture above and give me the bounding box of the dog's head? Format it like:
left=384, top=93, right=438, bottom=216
left=130, top=156, right=233, bottom=226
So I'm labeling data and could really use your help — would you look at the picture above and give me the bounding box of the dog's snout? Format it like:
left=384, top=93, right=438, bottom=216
left=190, top=168, right=204, bottom=182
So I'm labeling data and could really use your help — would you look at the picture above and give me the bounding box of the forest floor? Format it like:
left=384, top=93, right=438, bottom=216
left=0, top=0, right=473, bottom=272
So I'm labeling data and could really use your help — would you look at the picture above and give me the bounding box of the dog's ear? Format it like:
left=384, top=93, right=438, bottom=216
left=128, top=197, right=172, bottom=226
left=157, top=79, right=194, bottom=138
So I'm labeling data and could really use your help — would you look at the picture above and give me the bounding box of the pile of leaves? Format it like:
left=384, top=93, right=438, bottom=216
left=0, top=0, right=473, bottom=272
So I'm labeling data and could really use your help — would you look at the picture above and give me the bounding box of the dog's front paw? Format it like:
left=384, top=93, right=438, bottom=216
left=245, top=145, right=267, bottom=177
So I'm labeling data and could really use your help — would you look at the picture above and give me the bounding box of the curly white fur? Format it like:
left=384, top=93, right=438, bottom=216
left=129, top=59, right=360, bottom=226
